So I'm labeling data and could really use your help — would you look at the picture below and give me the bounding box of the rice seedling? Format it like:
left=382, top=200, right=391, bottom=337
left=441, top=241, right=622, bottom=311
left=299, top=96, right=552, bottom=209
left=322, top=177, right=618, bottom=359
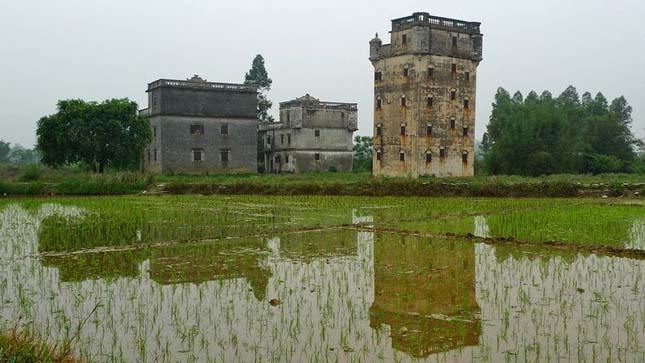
left=0, top=195, right=642, bottom=362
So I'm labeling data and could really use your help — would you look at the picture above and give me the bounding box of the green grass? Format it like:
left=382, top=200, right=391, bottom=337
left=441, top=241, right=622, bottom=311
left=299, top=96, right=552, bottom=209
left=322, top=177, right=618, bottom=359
left=0, top=328, right=77, bottom=363
left=1, top=163, right=642, bottom=196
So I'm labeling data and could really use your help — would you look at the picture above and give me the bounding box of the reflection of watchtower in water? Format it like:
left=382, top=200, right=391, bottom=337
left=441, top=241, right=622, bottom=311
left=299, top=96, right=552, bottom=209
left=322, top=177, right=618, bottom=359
left=369, top=234, right=480, bottom=358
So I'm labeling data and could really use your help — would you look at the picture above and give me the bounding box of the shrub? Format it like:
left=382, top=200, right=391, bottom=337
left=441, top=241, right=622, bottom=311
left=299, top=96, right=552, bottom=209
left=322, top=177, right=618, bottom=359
left=17, top=165, right=43, bottom=182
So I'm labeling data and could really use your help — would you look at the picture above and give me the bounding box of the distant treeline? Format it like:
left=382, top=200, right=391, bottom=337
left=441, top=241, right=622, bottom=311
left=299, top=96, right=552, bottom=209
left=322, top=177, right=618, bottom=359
left=0, top=141, right=39, bottom=165
left=481, top=86, right=644, bottom=176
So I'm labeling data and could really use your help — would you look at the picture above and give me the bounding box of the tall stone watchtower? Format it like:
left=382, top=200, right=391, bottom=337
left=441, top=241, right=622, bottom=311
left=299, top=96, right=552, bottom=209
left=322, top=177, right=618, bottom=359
left=370, top=12, right=483, bottom=177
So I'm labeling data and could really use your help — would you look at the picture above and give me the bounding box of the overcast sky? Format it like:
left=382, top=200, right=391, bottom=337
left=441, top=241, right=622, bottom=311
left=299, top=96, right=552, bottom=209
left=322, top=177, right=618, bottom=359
left=1, top=0, right=644, bottom=148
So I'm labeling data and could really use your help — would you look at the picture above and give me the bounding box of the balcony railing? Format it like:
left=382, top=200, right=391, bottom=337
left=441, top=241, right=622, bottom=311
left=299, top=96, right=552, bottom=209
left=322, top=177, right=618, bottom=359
left=392, top=12, right=481, bottom=34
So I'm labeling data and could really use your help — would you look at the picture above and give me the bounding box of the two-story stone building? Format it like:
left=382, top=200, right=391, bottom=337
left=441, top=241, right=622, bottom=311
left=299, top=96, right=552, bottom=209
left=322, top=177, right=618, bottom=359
left=259, top=94, right=358, bottom=173
left=370, top=12, right=483, bottom=178
left=141, top=75, right=258, bottom=174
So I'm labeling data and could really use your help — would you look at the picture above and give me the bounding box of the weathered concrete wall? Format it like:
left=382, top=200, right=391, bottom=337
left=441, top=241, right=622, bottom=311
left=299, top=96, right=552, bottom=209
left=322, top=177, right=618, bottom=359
left=264, top=128, right=354, bottom=173
left=262, top=95, right=357, bottom=174
left=149, top=87, right=257, bottom=119
left=146, top=115, right=257, bottom=174
left=142, top=118, right=162, bottom=173
left=370, top=13, right=481, bottom=178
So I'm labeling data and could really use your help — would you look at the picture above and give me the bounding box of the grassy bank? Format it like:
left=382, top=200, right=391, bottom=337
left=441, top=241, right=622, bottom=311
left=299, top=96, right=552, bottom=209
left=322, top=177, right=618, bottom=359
left=0, top=164, right=151, bottom=196
left=160, top=173, right=644, bottom=198
left=0, top=328, right=77, bottom=363
left=1, top=164, right=642, bottom=197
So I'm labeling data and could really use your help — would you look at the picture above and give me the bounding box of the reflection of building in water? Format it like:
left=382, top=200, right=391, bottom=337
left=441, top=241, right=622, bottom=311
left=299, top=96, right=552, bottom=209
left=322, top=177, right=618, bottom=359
left=627, top=219, right=644, bottom=250
left=42, top=229, right=363, bottom=303
left=370, top=233, right=480, bottom=358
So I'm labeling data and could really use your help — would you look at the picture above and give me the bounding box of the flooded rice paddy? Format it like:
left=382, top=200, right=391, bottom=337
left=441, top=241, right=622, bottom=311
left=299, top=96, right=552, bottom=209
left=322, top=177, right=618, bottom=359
left=0, top=196, right=643, bottom=362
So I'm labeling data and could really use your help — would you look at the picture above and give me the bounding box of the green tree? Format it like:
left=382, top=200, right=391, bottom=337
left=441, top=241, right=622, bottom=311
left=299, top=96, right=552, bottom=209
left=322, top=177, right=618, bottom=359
left=244, top=54, right=274, bottom=172
left=352, top=136, right=373, bottom=171
left=484, top=85, right=637, bottom=176
left=0, top=140, right=10, bottom=163
left=36, top=99, right=151, bottom=173
left=244, top=54, right=274, bottom=123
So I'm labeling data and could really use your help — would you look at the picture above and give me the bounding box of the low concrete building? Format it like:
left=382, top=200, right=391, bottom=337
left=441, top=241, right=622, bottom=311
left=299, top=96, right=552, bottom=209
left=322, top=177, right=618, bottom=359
left=141, top=75, right=258, bottom=174
left=259, top=94, right=358, bottom=173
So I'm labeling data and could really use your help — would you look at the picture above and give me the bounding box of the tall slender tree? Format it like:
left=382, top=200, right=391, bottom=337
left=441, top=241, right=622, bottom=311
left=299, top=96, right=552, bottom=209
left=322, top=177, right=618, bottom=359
left=244, top=54, right=274, bottom=123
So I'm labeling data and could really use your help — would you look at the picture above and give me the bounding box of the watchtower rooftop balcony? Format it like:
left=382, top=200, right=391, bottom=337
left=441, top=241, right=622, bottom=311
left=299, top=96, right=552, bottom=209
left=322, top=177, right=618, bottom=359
left=391, top=12, right=481, bottom=34
left=279, top=94, right=358, bottom=110
left=146, top=75, right=257, bottom=94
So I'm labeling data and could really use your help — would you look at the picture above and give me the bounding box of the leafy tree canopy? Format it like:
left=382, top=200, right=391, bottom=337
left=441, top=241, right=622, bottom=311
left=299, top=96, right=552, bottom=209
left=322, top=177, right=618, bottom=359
left=482, top=86, right=638, bottom=176
left=353, top=136, right=373, bottom=172
left=36, top=99, right=151, bottom=173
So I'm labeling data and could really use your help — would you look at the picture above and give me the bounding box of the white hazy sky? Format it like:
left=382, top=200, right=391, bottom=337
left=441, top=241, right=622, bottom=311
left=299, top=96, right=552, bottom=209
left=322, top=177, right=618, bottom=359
left=1, top=0, right=644, bottom=148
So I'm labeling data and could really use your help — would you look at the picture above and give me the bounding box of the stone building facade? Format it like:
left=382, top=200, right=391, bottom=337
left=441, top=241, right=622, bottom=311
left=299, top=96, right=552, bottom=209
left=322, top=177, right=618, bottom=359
left=370, top=12, right=483, bottom=177
left=259, top=94, right=358, bottom=173
left=141, top=76, right=258, bottom=174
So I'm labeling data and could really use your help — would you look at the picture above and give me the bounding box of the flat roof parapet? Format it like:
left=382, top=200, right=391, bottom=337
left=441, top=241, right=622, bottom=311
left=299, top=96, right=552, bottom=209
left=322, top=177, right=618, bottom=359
left=391, top=12, right=481, bottom=34
left=147, top=79, right=257, bottom=93
left=280, top=94, right=357, bottom=110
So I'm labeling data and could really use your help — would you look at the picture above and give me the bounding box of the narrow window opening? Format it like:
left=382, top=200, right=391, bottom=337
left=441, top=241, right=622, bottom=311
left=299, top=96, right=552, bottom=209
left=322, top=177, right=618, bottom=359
left=315, top=153, right=320, bottom=161
left=464, top=99, right=470, bottom=109
left=400, top=124, right=406, bottom=136
left=400, top=96, right=406, bottom=107
left=314, top=130, right=320, bottom=137
left=403, top=67, right=409, bottom=77
left=376, top=150, right=382, bottom=161
left=427, top=96, right=433, bottom=107
left=465, top=72, right=470, bottom=81
left=221, top=123, right=229, bottom=135
left=376, top=125, right=382, bottom=136
left=462, top=152, right=468, bottom=163
left=192, top=149, right=203, bottom=162
left=402, top=34, right=407, bottom=44
left=399, top=152, right=405, bottom=162
left=153, top=126, right=157, bottom=138
left=287, top=134, right=291, bottom=144
left=426, top=152, right=432, bottom=163
left=451, top=63, right=457, bottom=73
left=440, top=148, right=446, bottom=158
left=375, top=71, right=382, bottom=81
left=190, top=124, right=204, bottom=135
left=281, top=134, right=284, bottom=144
left=463, top=126, right=469, bottom=137
left=450, top=118, right=456, bottom=129
left=285, top=155, right=289, bottom=163
left=267, top=136, right=272, bottom=145
left=154, top=149, right=157, bottom=162
left=450, top=90, right=456, bottom=100
left=376, top=98, right=382, bottom=109
left=426, top=125, right=433, bottom=136
left=428, top=67, right=434, bottom=79
left=221, top=149, right=230, bottom=162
